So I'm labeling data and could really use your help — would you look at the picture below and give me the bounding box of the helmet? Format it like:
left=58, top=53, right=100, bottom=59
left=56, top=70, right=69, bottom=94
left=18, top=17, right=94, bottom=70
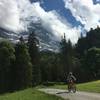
left=69, top=72, right=72, bottom=75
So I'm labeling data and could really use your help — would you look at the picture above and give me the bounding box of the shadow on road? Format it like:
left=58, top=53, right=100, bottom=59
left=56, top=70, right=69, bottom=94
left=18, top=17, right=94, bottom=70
left=56, top=91, right=69, bottom=94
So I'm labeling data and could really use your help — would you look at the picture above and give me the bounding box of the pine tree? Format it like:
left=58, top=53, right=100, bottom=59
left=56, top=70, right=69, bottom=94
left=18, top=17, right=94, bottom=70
left=60, top=34, right=73, bottom=79
left=0, top=41, right=15, bottom=93
left=28, top=32, right=41, bottom=86
left=14, top=37, right=32, bottom=90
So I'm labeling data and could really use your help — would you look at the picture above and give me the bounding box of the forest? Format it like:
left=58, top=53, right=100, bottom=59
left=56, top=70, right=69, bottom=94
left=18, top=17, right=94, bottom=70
left=0, top=26, right=100, bottom=93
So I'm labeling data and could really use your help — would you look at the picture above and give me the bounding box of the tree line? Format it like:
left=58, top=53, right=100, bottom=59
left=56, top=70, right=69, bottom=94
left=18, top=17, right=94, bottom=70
left=0, top=27, right=100, bottom=93
left=0, top=32, right=39, bottom=93
left=39, top=27, right=100, bottom=83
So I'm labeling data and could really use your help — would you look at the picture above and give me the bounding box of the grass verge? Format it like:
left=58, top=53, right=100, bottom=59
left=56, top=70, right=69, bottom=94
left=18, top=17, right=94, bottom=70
left=77, top=80, right=100, bottom=93
left=0, top=88, right=64, bottom=100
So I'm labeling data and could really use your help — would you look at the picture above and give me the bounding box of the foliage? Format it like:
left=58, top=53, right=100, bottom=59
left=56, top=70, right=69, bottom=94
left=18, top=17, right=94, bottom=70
left=83, top=47, right=100, bottom=80
left=40, top=51, right=63, bottom=82
left=76, top=27, right=100, bottom=81
left=28, top=32, right=41, bottom=85
left=0, top=41, right=15, bottom=93
left=60, top=34, right=74, bottom=80
left=14, top=39, right=32, bottom=90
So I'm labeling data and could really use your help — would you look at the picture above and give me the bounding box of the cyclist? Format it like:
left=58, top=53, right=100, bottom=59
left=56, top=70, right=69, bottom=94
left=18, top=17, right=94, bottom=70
left=67, top=72, right=76, bottom=93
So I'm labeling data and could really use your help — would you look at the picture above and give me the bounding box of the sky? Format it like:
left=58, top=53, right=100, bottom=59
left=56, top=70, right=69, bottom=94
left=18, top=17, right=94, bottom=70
left=0, top=0, right=100, bottom=43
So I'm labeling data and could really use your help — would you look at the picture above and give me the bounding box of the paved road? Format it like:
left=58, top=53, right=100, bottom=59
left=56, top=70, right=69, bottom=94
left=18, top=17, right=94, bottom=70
left=39, top=88, right=100, bottom=100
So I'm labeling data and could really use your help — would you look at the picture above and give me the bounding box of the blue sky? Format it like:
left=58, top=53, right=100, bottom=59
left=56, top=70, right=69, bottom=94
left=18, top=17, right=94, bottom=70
left=31, top=0, right=100, bottom=28
left=40, top=0, right=82, bottom=27
left=29, top=0, right=100, bottom=43
left=31, top=0, right=83, bottom=27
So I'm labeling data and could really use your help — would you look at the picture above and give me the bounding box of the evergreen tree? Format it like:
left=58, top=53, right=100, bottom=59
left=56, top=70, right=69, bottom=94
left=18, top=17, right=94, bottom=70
left=0, top=41, right=15, bottom=93
left=28, top=32, right=41, bottom=86
left=76, top=27, right=100, bottom=58
left=60, top=33, right=69, bottom=74
left=76, top=27, right=100, bottom=82
left=83, top=47, right=100, bottom=80
left=40, top=51, right=63, bottom=82
left=14, top=37, right=32, bottom=90
left=60, top=34, right=73, bottom=79
left=67, top=40, right=73, bottom=72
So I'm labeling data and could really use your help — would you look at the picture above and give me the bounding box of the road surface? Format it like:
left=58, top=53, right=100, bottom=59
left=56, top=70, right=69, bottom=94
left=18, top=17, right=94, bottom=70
left=39, top=88, right=100, bottom=100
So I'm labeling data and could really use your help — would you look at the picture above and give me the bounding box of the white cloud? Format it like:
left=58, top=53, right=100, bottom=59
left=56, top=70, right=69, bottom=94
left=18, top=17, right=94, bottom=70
left=0, top=0, right=81, bottom=43
left=0, top=0, right=38, bottom=32
left=63, top=0, right=100, bottom=31
left=0, top=0, right=20, bottom=32
left=32, top=2, right=81, bottom=43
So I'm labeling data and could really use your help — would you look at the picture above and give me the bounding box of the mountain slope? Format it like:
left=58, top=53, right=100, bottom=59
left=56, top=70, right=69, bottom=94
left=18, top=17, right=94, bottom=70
left=0, top=22, right=60, bottom=52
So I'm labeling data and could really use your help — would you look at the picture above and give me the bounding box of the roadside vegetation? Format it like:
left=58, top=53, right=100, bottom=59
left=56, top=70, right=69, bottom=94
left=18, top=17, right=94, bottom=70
left=77, top=80, right=100, bottom=93
left=0, top=88, right=64, bottom=100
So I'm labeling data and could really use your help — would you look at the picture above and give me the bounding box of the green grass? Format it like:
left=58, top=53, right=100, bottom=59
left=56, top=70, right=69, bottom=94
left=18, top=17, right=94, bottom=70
left=77, top=80, right=100, bottom=93
left=0, top=88, right=64, bottom=100
left=46, top=80, right=100, bottom=93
